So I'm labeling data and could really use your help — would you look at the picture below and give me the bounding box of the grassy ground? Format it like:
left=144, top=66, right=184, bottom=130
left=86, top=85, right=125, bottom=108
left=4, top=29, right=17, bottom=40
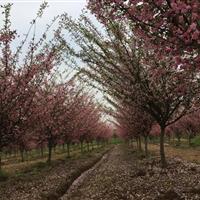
left=2, top=143, right=104, bottom=175
left=191, top=136, right=200, bottom=146
left=147, top=143, right=200, bottom=163
left=0, top=146, right=112, bottom=200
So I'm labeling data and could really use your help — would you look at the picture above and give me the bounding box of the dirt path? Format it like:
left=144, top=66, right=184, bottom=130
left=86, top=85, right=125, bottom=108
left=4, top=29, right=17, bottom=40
left=61, top=145, right=200, bottom=200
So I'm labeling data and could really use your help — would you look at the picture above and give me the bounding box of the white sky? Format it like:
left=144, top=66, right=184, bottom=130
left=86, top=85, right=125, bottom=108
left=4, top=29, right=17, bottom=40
left=0, top=0, right=87, bottom=35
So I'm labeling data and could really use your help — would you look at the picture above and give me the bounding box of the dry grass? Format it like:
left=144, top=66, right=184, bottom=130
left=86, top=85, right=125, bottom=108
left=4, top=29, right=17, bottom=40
left=148, top=143, right=200, bottom=163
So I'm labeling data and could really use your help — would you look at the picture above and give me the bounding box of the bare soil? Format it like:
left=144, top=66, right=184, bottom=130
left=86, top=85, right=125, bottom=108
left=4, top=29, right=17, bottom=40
left=61, top=145, right=200, bottom=200
left=1, top=145, right=200, bottom=200
left=0, top=147, right=110, bottom=200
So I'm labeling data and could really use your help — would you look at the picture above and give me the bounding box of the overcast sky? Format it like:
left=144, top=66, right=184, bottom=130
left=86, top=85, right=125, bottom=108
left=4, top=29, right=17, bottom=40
left=0, top=0, right=88, bottom=35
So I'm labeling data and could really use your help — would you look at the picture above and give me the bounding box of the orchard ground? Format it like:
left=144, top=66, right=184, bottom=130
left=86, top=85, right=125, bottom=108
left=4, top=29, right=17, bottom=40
left=1, top=141, right=200, bottom=200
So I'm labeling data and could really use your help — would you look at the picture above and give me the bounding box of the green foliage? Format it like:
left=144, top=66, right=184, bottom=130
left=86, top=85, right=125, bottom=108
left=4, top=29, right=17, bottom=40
left=111, top=137, right=122, bottom=144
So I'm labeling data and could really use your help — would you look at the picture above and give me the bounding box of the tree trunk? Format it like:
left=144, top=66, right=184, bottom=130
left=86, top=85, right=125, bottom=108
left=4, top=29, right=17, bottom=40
left=188, top=133, right=192, bottom=146
left=47, top=139, right=53, bottom=163
left=67, top=143, right=70, bottom=157
left=178, top=136, right=181, bottom=146
left=20, top=149, right=24, bottom=162
left=131, top=139, right=134, bottom=148
left=136, top=138, right=139, bottom=150
left=53, top=145, right=56, bottom=153
left=87, top=142, right=90, bottom=152
left=172, top=135, right=175, bottom=145
left=62, top=143, right=65, bottom=151
left=14, top=150, right=17, bottom=158
left=144, top=136, right=148, bottom=157
left=25, top=150, right=28, bottom=161
left=138, top=136, right=142, bottom=151
left=80, top=141, right=83, bottom=153
left=168, top=135, right=171, bottom=143
left=91, top=141, right=94, bottom=150
left=0, top=151, right=2, bottom=171
left=160, top=126, right=167, bottom=168
left=41, top=147, right=44, bottom=157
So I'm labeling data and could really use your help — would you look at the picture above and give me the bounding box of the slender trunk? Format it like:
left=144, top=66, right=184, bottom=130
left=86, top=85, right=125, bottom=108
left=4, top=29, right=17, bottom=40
left=178, top=136, right=181, bottom=146
left=47, top=139, right=53, bottom=163
left=20, top=149, right=24, bottom=162
left=188, top=133, right=192, bottom=146
left=67, top=143, right=70, bottom=157
left=136, top=138, right=139, bottom=150
left=172, top=135, right=175, bottom=145
left=41, top=147, right=43, bottom=157
left=168, top=136, right=171, bottom=144
left=14, top=150, right=17, bottom=158
left=62, top=143, right=65, bottom=151
left=144, top=136, right=148, bottom=157
left=160, top=126, right=167, bottom=168
left=131, top=139, right=134, bottom=148
left=138, top=136, right=142, bottom=151
left=0, top=150, right=2, bottom=171
left=81, top=141, right=83, bottom=153
left=91, top=141, right=94, bottom=150
left=25, top=150, right=28, bottom=161
left=87, top=142, right=89, bottom=152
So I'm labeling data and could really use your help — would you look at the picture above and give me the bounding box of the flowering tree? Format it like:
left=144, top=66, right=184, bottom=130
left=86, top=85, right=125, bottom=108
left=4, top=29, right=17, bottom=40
left=113, top=102, right=153, bottom=156
left=61, top=13, right=200, bottom=167
left=86, top=1, right=200, bottom=166
left=0, top=3, right=67, bottom=168
left=87, top=0, right=200, bottom=68
left=169, top=110, right=200, bottom=146
left=0, top=3, right=113, bottom=169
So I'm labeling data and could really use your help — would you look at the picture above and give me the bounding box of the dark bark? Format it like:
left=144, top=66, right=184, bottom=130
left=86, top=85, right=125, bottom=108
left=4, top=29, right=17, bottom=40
left=91, top=141, right=94, bottom=150
left=53, top=145, right=56, bottom=153
left=188, top=133, right=193, bottom=146
left=136, top=138, right=139, bottom=150
left=80, top=141, right=84, bottom=153
left=67, top=142, right=70, bottom=157
left=14, top=150, right=17, bottom=157
left=87, top=142, right=90, bottom=152
left=47, top=138, right=53, bottom=163
left=0, top=151, right=2, bottom=171
left=168, top=135, right=171, bottom=143
left=20, top=149, right=24, bottom=162
left=144, top=135, right=148, bottom=157
left=25, top=150, right=28, bottom=161
left=160, top=126, right=167, bottom=168
left=177, top=135, right=181, bottom=146
left=41, top=147, right=44, bottom=157
left=62, top=143, right=65, bottom=151
left=138, top=136, right=142, bottom=151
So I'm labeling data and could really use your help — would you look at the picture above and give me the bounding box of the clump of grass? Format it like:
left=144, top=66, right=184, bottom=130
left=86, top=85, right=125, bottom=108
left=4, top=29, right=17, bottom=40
left=0, top=170, right=9, bottom=182
left=191, top=136, right=200, bottom=147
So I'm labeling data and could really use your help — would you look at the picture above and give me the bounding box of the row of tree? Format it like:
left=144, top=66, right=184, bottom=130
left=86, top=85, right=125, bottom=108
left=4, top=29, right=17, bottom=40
left=0, top=3, right=111, bottom=169
left=61, top=0, right=200, bottom=167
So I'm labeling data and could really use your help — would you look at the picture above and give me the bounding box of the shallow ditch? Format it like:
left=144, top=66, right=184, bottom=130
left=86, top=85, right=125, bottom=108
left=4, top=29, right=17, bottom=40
left=60, top=149, right=110, bottom=199
left=42, top=148, right=112, bottom=200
